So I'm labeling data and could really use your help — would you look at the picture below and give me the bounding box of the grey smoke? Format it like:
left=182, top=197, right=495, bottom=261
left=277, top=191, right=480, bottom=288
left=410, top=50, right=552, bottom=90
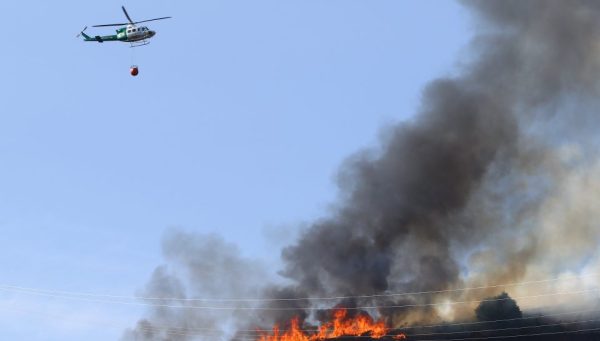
left=122, top=231, right=269, bottom=340
left=125, top=1, right=600, bottom=339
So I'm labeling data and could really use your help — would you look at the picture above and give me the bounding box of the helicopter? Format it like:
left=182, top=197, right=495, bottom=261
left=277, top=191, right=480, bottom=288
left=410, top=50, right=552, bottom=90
left=78, top=6, right=171, bottom=48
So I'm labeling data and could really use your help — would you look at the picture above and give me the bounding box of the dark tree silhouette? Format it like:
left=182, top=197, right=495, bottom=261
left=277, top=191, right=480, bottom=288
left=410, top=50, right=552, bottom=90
left=475, top=292, right=522, bottom=322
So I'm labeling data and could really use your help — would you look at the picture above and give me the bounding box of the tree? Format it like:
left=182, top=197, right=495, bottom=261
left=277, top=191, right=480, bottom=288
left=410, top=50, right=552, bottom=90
left=475, top=292, right=522, bottom=322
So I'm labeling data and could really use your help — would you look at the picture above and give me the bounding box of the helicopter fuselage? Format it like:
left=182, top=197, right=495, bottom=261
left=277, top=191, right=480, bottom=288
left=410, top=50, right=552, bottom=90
left=82, top=25, right=156, bottom=43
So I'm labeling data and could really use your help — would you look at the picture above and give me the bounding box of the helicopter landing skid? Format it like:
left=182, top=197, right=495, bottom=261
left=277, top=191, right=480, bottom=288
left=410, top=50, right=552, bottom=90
left=130, top=40, right=150, bottom=48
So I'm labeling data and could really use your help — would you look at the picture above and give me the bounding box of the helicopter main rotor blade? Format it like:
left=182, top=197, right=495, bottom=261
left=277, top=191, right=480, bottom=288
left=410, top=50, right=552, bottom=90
left=92, top=23, right=129, bottom=27
left=133, top=17, right=172, bottom=24
left=122, top=6, right=135, bottom=24
left=91, top=8, right=171, bottom=28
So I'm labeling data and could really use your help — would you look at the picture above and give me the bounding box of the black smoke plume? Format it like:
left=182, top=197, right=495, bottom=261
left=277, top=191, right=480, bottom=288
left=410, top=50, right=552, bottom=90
left=124, top=1, right=600, bottom=340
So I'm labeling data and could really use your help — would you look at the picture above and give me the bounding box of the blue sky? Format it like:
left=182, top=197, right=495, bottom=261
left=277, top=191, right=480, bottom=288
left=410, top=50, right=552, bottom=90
left=0, top=1, right=469, bottom=340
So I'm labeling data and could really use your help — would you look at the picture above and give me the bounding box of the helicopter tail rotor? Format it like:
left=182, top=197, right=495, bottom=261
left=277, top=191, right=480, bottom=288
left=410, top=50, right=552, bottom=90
left=76, top=26, right=88, bottom=38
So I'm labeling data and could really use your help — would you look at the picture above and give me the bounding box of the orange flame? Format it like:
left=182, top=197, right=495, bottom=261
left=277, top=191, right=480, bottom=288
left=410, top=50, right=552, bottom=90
left=257, top=309, right=406, bottom=341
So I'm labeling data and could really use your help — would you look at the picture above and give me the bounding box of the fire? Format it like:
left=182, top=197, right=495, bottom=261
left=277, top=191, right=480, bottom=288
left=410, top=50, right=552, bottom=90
left=257, top=309, right=406, bottom=341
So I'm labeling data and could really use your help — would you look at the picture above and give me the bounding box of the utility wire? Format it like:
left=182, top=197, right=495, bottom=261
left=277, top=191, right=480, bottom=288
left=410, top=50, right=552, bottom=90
left=126, top=307, right=600, bottom=335
left=0, top=272, right=596, bottom=303
left=234, top=326, right=600, bottom=341
left=1, top=286, right=599, bottom=310
left=134, top=316, right=600, bottom=338
left=3, top=300, right=600, bottom=340
left=49, top=315, right=600, bottom=340
left=413, top=326, right=600, bottom=341
left=215, top=325, right=600, bottom=341
left=409, top=316, right=600, bottom=337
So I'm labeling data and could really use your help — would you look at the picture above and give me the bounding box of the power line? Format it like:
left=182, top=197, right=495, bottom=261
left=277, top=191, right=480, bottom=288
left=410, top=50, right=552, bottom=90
left=1, top=285, right=599, bottom=311
left=399, top=307, right=600, bottom=330
left=138, top=319, right=600, bottom=341
left=415, top=326, right=600, bottom=341
left=236, top=326, right=600, bottom=341
left=3, top=300, right=600, bottom=340
left=409, top=316, right=600, bottom=337
left=134, top=315, right=600, bottom=338
left=125, top=307, right=600, bottom=335
left=0, top=272, right=596, bottom=303
left=81, top=315, right=600, bottom=339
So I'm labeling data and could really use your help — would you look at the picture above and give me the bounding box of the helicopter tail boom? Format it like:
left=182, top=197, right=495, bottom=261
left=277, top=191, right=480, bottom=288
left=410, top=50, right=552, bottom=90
left=81, top=33, right=120, bottom=43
